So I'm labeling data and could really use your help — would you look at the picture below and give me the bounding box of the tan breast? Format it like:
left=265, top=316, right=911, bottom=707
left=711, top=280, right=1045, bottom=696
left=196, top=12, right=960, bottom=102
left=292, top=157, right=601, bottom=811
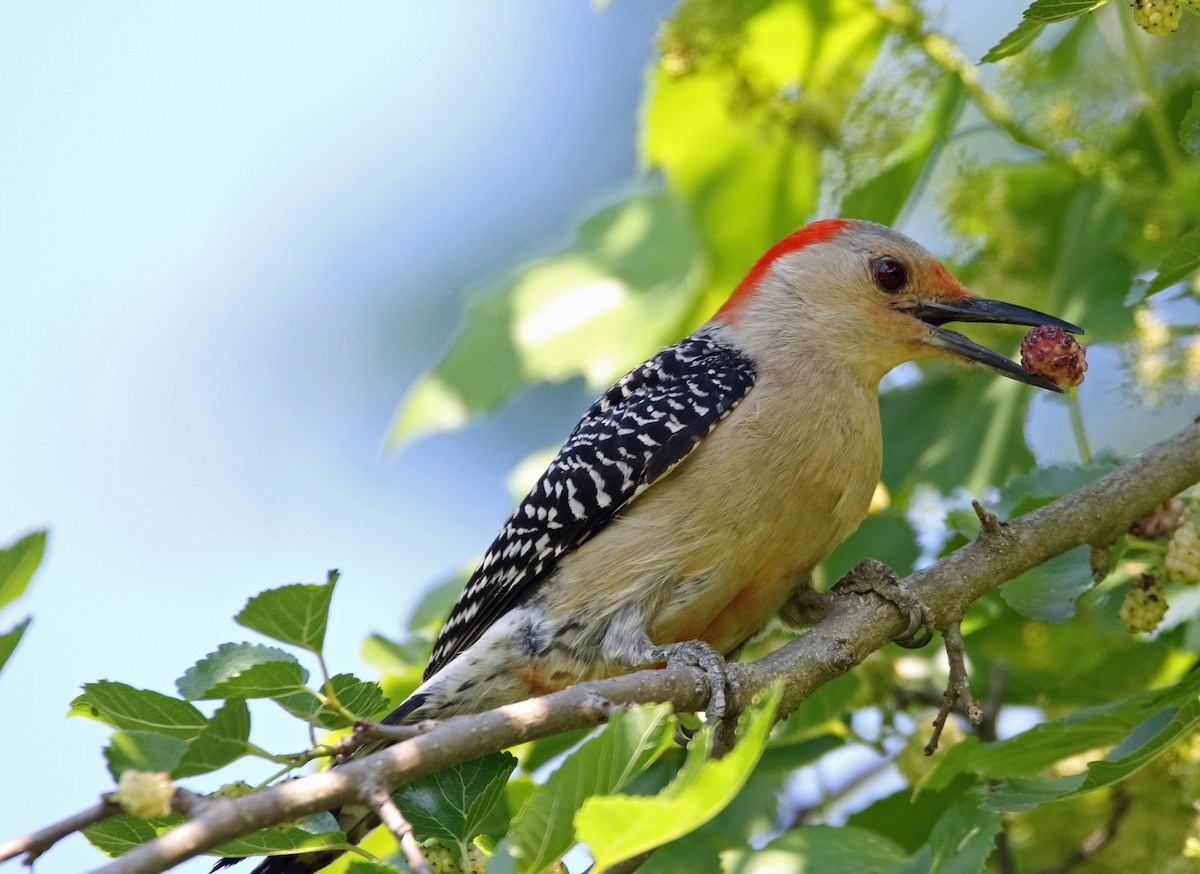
left=548, top=363, right=883, bottom=655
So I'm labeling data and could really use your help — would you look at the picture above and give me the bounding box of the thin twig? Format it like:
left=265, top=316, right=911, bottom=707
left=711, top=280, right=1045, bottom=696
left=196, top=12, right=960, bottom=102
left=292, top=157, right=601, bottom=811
left=364, top=779, right=430, bottom=874
left=926, top=622, right=983, bottom=755
left=0, top=800, right=121, bottom=865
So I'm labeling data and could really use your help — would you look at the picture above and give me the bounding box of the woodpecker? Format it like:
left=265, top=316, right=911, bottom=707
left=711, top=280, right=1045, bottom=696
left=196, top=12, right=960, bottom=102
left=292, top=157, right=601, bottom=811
left=240, top=219, right=1080, bottom=873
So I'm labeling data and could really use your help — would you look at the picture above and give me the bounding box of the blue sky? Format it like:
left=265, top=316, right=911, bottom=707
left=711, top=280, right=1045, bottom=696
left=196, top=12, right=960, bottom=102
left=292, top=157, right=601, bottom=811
left=2, top=3, right=1197, bottom=872
left=0, top=3, right=671, bottom=869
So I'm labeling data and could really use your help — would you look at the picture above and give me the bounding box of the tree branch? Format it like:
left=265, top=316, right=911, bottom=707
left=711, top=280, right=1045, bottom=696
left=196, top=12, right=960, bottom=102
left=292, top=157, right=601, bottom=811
left=20, top=418, right=1200, bottom=874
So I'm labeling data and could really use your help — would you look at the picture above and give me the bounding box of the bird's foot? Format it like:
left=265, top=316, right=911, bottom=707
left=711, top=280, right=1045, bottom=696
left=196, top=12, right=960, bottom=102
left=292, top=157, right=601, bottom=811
left=833, top=559, right=934, bottom=649
left=652, top=639, right=734, bottom=725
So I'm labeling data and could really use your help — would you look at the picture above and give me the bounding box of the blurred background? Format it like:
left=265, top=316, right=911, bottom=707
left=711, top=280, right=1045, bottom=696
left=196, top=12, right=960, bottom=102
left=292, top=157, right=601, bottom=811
left=2, top=1, right=1198, bottom=871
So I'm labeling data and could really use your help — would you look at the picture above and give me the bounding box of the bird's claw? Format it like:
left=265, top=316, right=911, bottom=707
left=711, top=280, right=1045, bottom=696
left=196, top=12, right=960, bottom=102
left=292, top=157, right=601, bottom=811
left=652, top=640, right=733, bottom=724
left=833, top=558, right=934, bottom=649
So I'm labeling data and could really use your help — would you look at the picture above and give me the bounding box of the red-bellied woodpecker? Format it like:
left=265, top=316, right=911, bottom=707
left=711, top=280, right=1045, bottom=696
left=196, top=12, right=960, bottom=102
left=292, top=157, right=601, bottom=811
left=237, top=219, right=1081, bottom=874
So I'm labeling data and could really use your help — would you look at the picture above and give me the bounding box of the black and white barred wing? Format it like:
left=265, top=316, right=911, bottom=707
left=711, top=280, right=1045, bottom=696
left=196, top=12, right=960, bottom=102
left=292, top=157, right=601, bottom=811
left=423, top=329, right=757, bottom=679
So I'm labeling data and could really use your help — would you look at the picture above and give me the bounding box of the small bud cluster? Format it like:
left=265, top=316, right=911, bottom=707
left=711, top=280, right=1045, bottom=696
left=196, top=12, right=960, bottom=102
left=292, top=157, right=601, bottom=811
left=113, top=770, right=174, bottom=819
left=1166, top=514, right=1200, bottom=584
left=1134, top=0, right=1184, bottom=34
left=1120, top=574, right=1169, bottom=633
left=1020, top=325, right=1088, bottom=388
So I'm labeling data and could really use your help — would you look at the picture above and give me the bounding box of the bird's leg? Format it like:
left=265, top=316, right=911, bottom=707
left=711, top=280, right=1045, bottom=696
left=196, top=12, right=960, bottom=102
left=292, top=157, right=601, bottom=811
left=650, top=639, right=733, bottom=725
left=602, top=605, right=735, bottom=726
left=832, top=558, right=934, bottom=649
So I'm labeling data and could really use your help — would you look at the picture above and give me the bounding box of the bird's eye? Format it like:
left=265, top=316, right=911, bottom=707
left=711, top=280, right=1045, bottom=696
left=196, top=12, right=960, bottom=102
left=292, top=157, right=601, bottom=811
left=872, top=257, right=908, bottom=293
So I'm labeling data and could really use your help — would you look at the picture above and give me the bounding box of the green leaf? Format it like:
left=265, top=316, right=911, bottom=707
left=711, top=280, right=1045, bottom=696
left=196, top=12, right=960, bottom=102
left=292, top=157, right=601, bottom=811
left=1181, top=90, right=1200, bottom=157
left=508, top=703, right=674, bottom=874
left=69, top=681, right=208, bottom=740
left=211, top=813, right=344, bottom=859
left=893, top=799, right=1002, bottom=874
left=387, top=192, right=703, bottom=448
left=274, top=673, right=389, bottom=729
left=1023, top=0, right=1108, bottom=22
left=724, top=825, right=906, bottom=873
left=235, top=572, right=338, bottom=654
left=176, top=642, right=307, bottom=700
left=1146, top=226, right=1200, bottom=295
left=0, top=616, right=31, bottom=676
left=932, top=668, right=1200, bottom=797
left=578, top=683, right=781, bottom=871
left=104, top=730, right=189, bottom=779
left=0, top=529, right=46, bottom=611
left=204, top=659, right=310, bottom=701
left=981, top=19, right=1045, bottom=63
left=84, top=813, right=179, bottom=856
left=394, top=751, right=518, bottom=844
left=986, top=691, right=1200, bottom=811
left=823, top=509, right=920, bottom=585
left=771, top=673, right=858, bottom=741
left=881, top=373, right=1034, bottom=495
left=646, top=0, right=885, bottom=313
left=840, top=77, right=965, bottom=226
left=981, top=774, right=1086, bottom=812
left=173, top=699, right=253, bottom=778
left=1000, top=546, right=1092, bottom=622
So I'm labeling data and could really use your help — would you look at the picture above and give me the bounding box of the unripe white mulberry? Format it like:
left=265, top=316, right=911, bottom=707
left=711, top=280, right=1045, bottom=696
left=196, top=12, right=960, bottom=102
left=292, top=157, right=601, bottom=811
left=1134, top=0, right=1184, bottom=34
left=1166, top=516, right=1200, bottom=584
left=112, top=770, right=174, bottom=819
left=423, top=843, right=457, bottom=874
left=463, top=843, right=489, bottom=874
left=1119, top=575, right=1169, bottom=633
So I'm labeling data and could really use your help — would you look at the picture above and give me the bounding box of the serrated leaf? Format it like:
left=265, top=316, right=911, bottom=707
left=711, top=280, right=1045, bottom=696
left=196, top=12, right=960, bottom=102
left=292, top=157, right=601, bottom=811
left=70, top=681, right=207, bottom=739
left=177, top=642, right=306, bottom=700
left=934, top=669, right=1200, bottom=801
left=981, top=19, right=1045, bottom=63
left=981, top=774, right=1087, bottom=811
left=387, top=193, right=703, bottom=448
left=1023, top=0, right=1108, bottom=22
left=205, top=660, right=310, bottom=701
left=1147, top=226, right=1200, bottom=295
left=211, top=813, right=344, bottom=858
left=578, top=683, right=781, bottom=871
left=394, top=752, right=518, bottom=844
left=0, top=616, right=31, bottom=676
left=724, top=825, right=907, bottom=873
left=173, top=699, right=253, bottom=778
left=104, top=730, right=189, bottom=779
left=1181, top=91, right=1200, bottom=157
left=0, top=529, right=46, bottom=611
left=84, top=813, right=179, bottom=856
left=893, top=800, right=1001, bottom=874
left=236, top=573, right=338, bottom=654
left=986, top=691, right=1200, bottom=811
left=273, top=673, right=389, bottom=729
left=508, top=703, right=674, bottom=874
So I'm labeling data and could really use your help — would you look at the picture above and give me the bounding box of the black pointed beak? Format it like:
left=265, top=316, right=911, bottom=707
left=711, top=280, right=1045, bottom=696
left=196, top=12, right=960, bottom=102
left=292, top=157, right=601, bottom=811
left=911, top=297, right=1084, bottom=394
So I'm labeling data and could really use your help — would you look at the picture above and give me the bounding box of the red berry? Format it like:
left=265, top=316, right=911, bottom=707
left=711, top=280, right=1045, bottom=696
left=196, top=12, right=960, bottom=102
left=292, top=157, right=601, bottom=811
left=1020, top=325, right=1088, bottom=388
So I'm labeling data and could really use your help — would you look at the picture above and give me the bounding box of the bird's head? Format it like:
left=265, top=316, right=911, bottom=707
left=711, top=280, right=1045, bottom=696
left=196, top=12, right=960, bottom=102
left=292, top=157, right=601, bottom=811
left=710, top=219, right=1083, bottom=392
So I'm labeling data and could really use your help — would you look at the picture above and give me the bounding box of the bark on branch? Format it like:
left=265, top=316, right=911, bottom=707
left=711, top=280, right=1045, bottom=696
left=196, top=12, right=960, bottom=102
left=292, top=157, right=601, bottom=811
left=20, top=419, right=1200, bottom=874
